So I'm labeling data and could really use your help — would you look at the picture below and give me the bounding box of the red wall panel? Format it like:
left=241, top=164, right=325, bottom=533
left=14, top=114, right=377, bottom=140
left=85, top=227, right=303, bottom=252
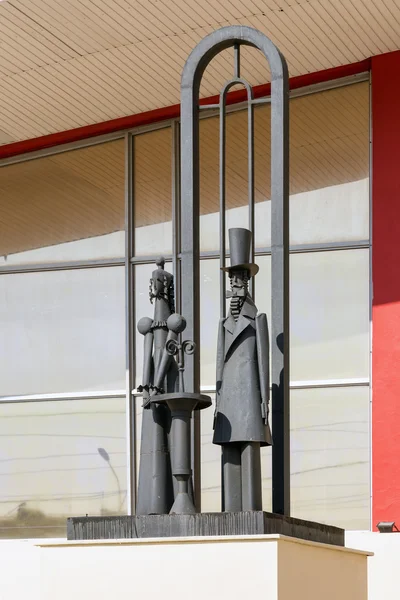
left=372, top=50, right=400, bottom=528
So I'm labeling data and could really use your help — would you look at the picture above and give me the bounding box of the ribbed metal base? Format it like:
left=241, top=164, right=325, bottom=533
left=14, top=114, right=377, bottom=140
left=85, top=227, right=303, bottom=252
left=67, top=511, right=344, bottom=547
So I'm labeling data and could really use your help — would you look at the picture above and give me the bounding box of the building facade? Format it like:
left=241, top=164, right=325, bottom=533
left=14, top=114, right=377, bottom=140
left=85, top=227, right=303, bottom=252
left=0, top=2, right=399, bottom=543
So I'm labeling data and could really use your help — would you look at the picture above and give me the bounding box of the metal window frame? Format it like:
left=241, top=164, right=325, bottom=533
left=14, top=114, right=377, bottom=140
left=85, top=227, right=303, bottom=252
left=0, top=73, right=371, bottom=522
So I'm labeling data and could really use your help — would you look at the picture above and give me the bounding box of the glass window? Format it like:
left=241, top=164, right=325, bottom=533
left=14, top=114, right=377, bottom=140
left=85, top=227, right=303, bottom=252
left=200, top=259, right=220, bottom=387
left=0, top=140, right=125, bottom=265
left=199, top=81, right=369, bottom=251
left=134, top=127, right=172, bottom=257
left=257, top=249, right=370, bottom=382
left=0, top=267, right=125, bottom=396
left=201, top=386, right=369, bottom=530
left=200, top=249, right=369, bottom=387
left=290, top=386, right=370, bottom=530
left=0, top=397, right=126, bottom=539
left=201, top=394, right=221, bottom=513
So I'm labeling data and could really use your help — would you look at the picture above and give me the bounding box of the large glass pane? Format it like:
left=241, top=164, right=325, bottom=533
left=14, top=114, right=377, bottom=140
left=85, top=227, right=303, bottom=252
left=201, top=394, right=221, bottom=513
left=0, top=140, right=125, bottom=265
left=200, top=259, right=220, bottom=387
left=289, top=249, right=370, bottom=382
left=291, top=386, right=370, bottom=530
left=134, top=127, right=172, bottom=256
left=200, top=249, right=369, bottom=386
left=200, top=386, right=370, bottom=530
left=199, top=81, right=369, bottom=251
left=0, top=267, right=125, bottom=396
left=0, top=397, right=126, bottom=539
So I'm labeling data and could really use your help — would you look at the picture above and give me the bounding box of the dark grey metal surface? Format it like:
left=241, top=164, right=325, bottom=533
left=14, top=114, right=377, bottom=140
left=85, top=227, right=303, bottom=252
left=180, top=25, right=290, bottom=516
left=153, top=393, right=211, bottom=515
left=125, top=132, right=136, bottom=515
left=67, top=512, right=344, bottom=547
left=136, top=260, right=178, bottom=515
left=214, top=228, right=271, bottom=511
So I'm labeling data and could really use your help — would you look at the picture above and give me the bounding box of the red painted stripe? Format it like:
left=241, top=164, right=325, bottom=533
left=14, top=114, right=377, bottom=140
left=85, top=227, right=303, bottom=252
left=372, top=50, right=400, bottom=529
left=0, top=58, right=370, bottom=160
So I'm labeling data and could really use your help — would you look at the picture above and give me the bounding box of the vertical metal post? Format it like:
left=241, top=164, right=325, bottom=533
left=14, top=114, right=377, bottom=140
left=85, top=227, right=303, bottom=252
left=181, top=26, right=290, bottom=516
left=248, top=96, right=255, bottom=300
left=270, top=68, right=290, bottom=516
left=125, top=132, right=137, bottom=515
left=173, top=119, right=200, bottom=507
left=172, top=121, right=181, bottom=314
left=219, top=98, right=227, bottom=319
left=180, top=82, right=201, bottom=511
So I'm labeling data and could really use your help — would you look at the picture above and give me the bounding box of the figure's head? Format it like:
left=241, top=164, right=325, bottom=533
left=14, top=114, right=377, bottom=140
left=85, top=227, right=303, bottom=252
left=149, top=257, right=173, bottom=305
left=155, top=256, right=165, bottom=269
left=229, top=268, right=249, bottom=295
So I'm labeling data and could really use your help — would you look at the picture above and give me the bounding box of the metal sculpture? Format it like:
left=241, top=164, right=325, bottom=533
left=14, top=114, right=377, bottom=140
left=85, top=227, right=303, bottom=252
left=137, top=260, right=211, bottom=515
left=180, top=25, right=290, bottom=515
left=151, top=313, right=211, bottom=515
left=213, top=228, right=272, bottom=511
left=136, top=257, right=177, bottom=515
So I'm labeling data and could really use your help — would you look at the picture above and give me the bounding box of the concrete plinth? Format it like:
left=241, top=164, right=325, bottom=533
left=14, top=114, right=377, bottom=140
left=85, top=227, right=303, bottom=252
left=38, top=535, right=371, bottom=600
left=67, top=511, right=344, bottom=546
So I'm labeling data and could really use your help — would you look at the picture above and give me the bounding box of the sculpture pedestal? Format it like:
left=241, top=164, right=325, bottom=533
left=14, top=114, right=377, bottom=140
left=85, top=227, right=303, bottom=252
left=151, top=392, right=211, bottom=515
left=68, top=511, right=344, bottom=546
left=38, top=534, right=371, bottom=600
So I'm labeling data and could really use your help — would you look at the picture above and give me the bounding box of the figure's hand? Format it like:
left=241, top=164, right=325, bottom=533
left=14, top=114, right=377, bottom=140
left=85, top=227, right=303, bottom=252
left=142, top=395, right=151, bottom=409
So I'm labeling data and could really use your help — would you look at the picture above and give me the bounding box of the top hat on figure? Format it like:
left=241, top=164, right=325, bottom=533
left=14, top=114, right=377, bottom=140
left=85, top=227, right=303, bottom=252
left=222, top=227, right=259, bottom=277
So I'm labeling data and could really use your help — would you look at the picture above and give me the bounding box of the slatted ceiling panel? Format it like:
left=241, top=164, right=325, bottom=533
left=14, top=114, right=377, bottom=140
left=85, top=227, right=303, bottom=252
left=0, top=0, right=392, bottom=144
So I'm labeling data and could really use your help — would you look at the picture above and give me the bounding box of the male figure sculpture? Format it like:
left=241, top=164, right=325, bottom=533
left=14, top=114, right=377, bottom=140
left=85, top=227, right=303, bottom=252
left=213, top=228, right=272, bottom=511
left=136, top=257, right=177, bottom=515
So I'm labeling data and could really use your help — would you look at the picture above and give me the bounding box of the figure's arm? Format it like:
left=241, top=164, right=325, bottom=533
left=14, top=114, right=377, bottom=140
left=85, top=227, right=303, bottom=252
left=214, top=318, right=225, bottom=429
left=256, top=313, right=270, bottom=423
left=138, top=321, right=154, bottom=408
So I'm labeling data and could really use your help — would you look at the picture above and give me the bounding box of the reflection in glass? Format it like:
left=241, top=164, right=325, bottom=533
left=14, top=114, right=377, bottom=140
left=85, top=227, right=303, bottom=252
left=0, top=267, right=125, bottom=396
left=199, top=81, right=369, bottom=251
left=134, top=127, right=172, bottom=256
left=0, top=140, right=125, bottom=265
left=201, top=394, right=221, bottom=513
left=290, top=386, right=370, bottom=530
left=288, top=249, right=369, bottom=382
left=0, top=398, right=126, bottom=539
left=201, top=387, right=370, bottom=530
left=199, top=249, right=369, bottom=387
left=200, top=260, right=221, bottom=387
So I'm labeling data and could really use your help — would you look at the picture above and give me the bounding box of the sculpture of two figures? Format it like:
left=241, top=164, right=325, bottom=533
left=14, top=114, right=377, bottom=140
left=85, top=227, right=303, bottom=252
left=136, top=228, right=272, bottom=515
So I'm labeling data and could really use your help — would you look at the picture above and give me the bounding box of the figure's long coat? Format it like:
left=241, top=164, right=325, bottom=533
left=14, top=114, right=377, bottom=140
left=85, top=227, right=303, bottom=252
left=213, top=296, right=272, bottom=446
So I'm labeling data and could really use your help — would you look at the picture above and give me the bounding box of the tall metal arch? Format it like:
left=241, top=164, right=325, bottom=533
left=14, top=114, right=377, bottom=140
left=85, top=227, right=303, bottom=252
left=179, top=25, right=290, bottom=516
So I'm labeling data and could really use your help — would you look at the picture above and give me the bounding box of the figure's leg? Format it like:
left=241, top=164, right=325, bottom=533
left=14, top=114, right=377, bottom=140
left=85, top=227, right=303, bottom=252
left=222, top=444, right=242, bottom=512
left=241, top=442, right=262, bottom=511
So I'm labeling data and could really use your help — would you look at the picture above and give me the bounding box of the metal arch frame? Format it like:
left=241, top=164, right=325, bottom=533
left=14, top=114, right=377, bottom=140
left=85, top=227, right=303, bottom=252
left=179, top=26, right=290, bottom=515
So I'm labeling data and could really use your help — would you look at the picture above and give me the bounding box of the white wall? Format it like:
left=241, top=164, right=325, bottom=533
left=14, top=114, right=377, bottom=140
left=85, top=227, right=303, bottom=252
left=346, top=531, right=400, bottom=600
left=0, top=531, right=396, bottom=600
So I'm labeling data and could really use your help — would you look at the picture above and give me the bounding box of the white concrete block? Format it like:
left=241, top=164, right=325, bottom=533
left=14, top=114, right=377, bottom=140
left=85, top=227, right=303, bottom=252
left=38, top=535, right=370, bottom=600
